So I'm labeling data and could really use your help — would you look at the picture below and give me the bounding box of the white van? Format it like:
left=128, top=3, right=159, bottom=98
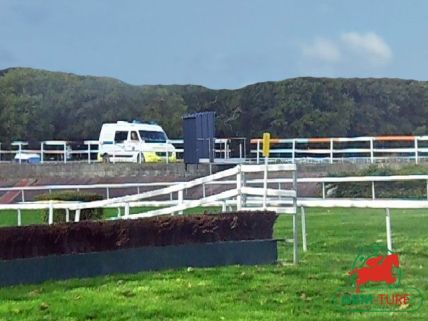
left=97, top=121, right=176, bottom=163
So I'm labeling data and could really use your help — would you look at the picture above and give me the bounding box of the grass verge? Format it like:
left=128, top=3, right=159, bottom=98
left=0, top=207, right=426, bottom=320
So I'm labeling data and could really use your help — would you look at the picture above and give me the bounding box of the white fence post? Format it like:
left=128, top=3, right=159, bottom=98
left=256, top=141, right=260, bottom=164
left=124, top=202, right=130, bottom=218
left=41, top=142, right=44, bottom=164
left=292, top=139, right=296, bottom=163
left=242, top=172, right=247, bottom=208
left=63, top=143, right=67, bottom=164
left=236, top=166, right=242, bottom=211
left=371, top=181, right=376, bottom=200
left=293, top=167, right=299, bottom=264
left=178, top=190, right=183, bottom=214
left=75, top=209, right=81, bottom=222
left=301, top=207, right=307, bottom=252
left=48, top=201, right=54, bottom=224
left=65, top=209, right=70, bottom=222
left=293, top=213, right=299, bottom=264
left=370, top=138, right=374, bottom=163
left=415, top=137, right=418, bottom=164
left=329, top=139, right=333, bottom=164
left=17, top=209, right=22, bottom=226
left=263, top=157, right=268, bottom=210
left=386, top=208, right=393, bottom=252
left=87, top=144, right=91, bottom=164
left=322, top=182, right=326, bottom=199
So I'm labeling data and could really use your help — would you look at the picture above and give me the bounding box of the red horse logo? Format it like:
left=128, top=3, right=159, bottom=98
left=349, top=254, right=400, bottom=293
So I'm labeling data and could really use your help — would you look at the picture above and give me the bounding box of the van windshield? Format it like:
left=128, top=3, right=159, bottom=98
left=139, top=130, right=167, bottom=143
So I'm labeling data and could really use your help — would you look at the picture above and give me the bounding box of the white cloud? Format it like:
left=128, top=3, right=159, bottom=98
left=302, top=38, right=341, bottom=63
left=300, top=32, right=393, bottom=75
left=341, top=32, right=392, bottom=64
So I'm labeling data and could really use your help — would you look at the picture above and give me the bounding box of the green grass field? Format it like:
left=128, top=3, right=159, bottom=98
left=0, top=207, right=427, bottom=321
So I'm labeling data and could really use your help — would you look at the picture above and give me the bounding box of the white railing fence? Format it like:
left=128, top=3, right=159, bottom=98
left=251, top=135, right=428, bottom=164
left=2, top=166, right=428, bottom=264
left=2, top=138, right=248, bottom=164
left=298, top=198, right=428, bottom=253
left=0, top=164, right=299, bottom=263
left=5, top=140, right=183, bottom=164
left=3, top=174, right=428, bottom=203
left=5, top=134, right=428, bottom=165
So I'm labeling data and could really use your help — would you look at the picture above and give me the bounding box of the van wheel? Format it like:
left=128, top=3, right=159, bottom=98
left=102, top=154, right=110, bottom=163
left=137, top=153, right=145, bottom=163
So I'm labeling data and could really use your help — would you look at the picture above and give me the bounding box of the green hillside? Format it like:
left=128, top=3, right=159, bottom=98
left=1, top=67, right=428, bottom=144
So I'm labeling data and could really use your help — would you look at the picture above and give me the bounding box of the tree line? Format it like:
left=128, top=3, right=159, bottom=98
left=0, top=67, right=427, bottom=145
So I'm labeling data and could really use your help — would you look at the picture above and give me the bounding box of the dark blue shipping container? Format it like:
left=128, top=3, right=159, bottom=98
left=183, top=112, right=215, bottom=164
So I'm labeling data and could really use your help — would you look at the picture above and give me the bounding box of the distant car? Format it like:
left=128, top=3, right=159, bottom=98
left=14, top=153, right=41, bottom=164
left=97, top=120, right=176, bottom=163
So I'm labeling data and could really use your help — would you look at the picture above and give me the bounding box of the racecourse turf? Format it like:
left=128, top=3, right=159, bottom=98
left=0, top=207, right=426, bottom=321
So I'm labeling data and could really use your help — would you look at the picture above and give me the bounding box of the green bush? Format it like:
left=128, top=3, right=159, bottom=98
left=327, top=165, right=427, bottom=199
left=34, top=191, right=104, bottom=223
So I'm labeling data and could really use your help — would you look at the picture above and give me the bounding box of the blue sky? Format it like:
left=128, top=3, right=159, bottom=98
left=0, top=0, right=427, bottom=89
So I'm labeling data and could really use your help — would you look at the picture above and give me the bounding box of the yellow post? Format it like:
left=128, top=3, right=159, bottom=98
left=262, top=132, right=270, bottom=157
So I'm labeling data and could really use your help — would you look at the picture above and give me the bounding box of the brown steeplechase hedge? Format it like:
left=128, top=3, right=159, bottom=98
left=0, top=211, right=277, bottom=260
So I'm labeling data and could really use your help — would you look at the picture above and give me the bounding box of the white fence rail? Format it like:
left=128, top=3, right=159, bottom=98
left=2, top=138, right=247, bottom=164
left=5, top=134, right=428, bottom=165
left=3, top=174, right=428, bottom=202
left=251, top=135, right=428, bottom=164
left=297, top=198, right=428, bottom=253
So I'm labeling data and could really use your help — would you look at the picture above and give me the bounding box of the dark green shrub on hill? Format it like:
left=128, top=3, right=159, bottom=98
left=34, top=191, right=104, bottom=223
left=2, top=68, right=428, bottom=144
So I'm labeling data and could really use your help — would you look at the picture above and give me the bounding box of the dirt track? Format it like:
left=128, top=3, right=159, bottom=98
left=0, top=169, right=326, bottom=203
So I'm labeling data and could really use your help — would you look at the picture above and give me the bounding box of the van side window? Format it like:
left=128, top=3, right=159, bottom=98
left=130, top=131, right=139, bottom=141
left=114, top=131, right=128, bottom=143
